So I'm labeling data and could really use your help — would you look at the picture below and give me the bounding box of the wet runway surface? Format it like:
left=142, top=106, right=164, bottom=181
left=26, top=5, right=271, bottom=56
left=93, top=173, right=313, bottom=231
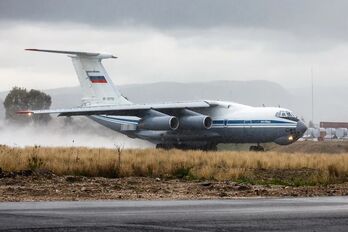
left=0, top=197, right=348, bottom=231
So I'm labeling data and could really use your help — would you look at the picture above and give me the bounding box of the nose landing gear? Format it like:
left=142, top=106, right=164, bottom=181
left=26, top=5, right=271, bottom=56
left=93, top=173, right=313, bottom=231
left=249, top=143, right=264, bottom=152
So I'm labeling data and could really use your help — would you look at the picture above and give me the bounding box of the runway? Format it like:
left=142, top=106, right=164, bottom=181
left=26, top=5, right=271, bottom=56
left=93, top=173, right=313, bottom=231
left=0, top=197, right=348, bottom=231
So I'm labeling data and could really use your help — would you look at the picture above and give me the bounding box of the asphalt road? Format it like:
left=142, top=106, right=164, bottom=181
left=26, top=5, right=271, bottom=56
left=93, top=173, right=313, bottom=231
left=0, top=197, right=348, bottom=231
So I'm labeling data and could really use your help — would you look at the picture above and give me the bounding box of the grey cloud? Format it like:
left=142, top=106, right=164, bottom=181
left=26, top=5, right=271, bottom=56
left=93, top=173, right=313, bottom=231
left=1, top=0, right=348, bottom=39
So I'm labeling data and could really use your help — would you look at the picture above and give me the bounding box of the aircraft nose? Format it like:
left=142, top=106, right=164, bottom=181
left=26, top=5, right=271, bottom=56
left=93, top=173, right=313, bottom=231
left=296, top=120, right=307, bottom=135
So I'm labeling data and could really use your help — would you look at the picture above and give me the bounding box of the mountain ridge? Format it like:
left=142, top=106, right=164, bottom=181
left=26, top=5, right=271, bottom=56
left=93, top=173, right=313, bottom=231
left=0, top=80, right=344, bottom=122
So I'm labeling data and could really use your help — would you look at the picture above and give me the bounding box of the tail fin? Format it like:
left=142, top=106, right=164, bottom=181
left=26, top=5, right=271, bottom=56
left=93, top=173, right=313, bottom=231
left=26, top=49, right=131, bottom=106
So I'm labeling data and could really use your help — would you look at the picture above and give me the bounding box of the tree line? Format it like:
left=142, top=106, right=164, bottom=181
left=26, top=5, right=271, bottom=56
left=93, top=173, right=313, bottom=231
left=3, top=87, right=52, bottom=124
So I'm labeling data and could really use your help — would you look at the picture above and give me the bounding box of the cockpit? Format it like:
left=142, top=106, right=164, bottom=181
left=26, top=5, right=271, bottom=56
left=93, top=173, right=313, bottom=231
left=275, top=110, right=299, bottom=122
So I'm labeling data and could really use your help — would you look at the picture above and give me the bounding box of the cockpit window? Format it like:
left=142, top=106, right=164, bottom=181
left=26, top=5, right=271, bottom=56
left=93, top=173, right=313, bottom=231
left=276, top=110, right=299, bottom=121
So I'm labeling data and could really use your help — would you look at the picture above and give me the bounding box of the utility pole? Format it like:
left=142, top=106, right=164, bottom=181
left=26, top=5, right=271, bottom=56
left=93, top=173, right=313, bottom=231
left=311, top=67, right=314, bottom=126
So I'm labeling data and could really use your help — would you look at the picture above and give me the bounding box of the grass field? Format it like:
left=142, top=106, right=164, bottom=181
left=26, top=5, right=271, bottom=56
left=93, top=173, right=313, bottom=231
left=1, top=145, right=348, bottom=186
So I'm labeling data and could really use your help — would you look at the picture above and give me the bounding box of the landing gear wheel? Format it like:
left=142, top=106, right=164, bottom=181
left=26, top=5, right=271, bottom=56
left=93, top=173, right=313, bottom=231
left=249, top=145, right=264, bottom=152
left=157, top=143, right=217, bottom=151
left=204, top=143, right=218, bottom=151
left=156, top=144, right=174, bottom=150
left=156, top=144, right=163, bottom=149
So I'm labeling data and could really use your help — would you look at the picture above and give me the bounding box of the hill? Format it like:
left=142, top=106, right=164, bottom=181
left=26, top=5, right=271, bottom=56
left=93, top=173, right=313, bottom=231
left=1, top=80, right=345, bottom=122
left=0, top=79, right=295, bottom=112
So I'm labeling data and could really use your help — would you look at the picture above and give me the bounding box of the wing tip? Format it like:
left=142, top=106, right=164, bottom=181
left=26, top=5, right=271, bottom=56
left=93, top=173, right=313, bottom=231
left=16, top=110, right=33, bottom=116
left=25, top=48, right=37, bottom=51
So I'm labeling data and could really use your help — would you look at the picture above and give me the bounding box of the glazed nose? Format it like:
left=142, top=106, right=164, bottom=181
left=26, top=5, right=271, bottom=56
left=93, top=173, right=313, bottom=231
left=296, top=120, right=307, bottom=135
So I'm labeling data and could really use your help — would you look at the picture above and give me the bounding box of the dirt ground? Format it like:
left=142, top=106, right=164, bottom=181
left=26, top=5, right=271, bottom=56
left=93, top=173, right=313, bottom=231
left=1, top=170, right=348, bottom=201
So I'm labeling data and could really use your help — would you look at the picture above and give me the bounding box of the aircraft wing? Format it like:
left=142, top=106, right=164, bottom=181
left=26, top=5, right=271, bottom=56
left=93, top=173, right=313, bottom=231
left=17, top=101, right=215, bottom=117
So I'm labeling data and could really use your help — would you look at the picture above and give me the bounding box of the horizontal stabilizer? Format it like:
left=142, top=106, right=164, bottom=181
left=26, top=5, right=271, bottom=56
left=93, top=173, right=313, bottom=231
left=25, top=49, right=117, bottom=59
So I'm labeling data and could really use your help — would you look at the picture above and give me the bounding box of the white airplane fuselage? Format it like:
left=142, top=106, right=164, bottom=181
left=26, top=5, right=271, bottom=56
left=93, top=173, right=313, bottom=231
left=90, top=100, right=307, bottom=148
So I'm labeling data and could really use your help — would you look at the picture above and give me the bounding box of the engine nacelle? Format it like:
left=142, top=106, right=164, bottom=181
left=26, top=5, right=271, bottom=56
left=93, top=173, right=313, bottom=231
left=180, top=115, right=212, bottom=130
left=138, top=116, right=179, bottom=131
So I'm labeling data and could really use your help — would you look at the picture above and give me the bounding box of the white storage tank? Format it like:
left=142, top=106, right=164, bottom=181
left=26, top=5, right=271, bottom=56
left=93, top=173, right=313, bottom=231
left=312, top=128, right=321, bottom=138
left=336, top=128, right=348, bottom=139
left=324, top=128, right=336, bottom=140
left=302, top=128, right=314, bottom=139
left=301, top=128, right=321, bottom=140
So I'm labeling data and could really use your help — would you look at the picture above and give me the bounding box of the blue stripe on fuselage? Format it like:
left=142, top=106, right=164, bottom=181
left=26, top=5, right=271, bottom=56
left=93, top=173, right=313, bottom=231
left=93, top=116, right=295, bottom=127
left=212, top=119, right=296, bottom=126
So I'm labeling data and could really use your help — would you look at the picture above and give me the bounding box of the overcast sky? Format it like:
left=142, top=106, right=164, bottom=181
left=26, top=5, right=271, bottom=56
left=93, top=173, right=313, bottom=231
left=1, top=0, right=348, bottom=92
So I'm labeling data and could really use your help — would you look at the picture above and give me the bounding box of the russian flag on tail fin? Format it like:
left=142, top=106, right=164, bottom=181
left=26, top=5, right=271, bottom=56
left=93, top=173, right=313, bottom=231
left=86, top=70, right=107, bottom=83
left=88, top=75, right=108, bottom=83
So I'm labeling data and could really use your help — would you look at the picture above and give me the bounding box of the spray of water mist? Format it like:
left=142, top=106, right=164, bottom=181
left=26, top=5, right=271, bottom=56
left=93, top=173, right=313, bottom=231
left=0, top=117, right=153, bottom=148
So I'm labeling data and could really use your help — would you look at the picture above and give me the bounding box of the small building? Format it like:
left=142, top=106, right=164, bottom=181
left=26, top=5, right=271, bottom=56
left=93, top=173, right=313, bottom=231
left=320, top=122, right=348, bottom=128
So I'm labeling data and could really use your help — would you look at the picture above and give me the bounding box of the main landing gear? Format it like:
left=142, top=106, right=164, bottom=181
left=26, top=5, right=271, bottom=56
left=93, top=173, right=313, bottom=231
left=156, top=143, right=217, bottom=151
left=249, top=143, right=264, bottom=152
left=156, top=144, right=173, bottom=150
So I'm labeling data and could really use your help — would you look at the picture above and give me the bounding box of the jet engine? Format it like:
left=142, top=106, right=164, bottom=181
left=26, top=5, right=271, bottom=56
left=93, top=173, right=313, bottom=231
left=138, top=115, right=179, bottom=130
left=180, top=115, right=212, bottom=130
left=179, top=109, right=212, bottom=130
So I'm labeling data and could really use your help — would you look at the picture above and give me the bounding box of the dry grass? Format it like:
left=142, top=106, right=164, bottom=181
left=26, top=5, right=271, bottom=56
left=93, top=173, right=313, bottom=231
left=1, top=145, right=348, bottom=185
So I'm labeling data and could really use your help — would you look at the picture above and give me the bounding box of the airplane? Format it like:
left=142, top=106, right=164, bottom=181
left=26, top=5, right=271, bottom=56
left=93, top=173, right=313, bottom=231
left=18, top=49, right=307, bottom=151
